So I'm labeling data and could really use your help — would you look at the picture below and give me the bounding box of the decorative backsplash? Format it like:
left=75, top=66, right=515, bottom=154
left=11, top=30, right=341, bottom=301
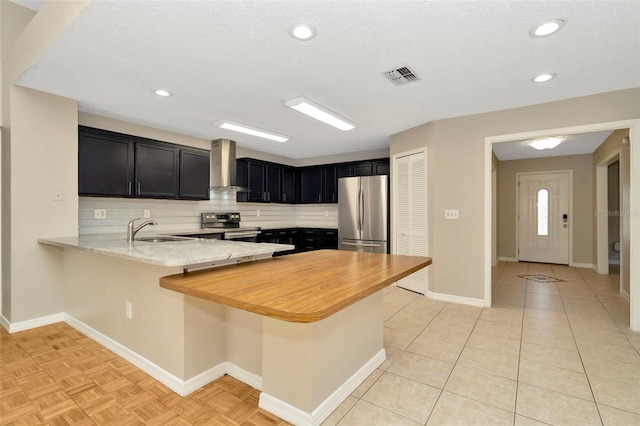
left=78, top=196, right=338, bottom=235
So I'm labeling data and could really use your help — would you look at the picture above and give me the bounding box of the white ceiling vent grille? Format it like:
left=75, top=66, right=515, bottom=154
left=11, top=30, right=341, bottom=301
left=382, top=65, right=421, bottom=86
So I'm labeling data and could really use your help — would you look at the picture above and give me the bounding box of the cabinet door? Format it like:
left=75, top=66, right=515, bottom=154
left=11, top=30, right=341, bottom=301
left=282, top=167, right=297, bottom=203
left=135, top=142, right=179, bottom=198
left=78, top=128, right=134, bottom=197
left=354, top=161, right=373, bottom=176
left=179, top=148, right=210, bottom=200
left=299, top=167, right=323, bottom=203
left=373, top=160, right=390, bottom=175
left=336, top=164, right=354, bottom=179
left=266, top=164, right=282, bottom=203
left=322, top=166, right=337, bottom=203
left=247, top=161, right=267, bottom=202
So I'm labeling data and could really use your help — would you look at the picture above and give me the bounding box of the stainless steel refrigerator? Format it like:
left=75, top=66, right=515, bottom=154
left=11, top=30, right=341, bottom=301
left=338, top=175, right=388, bottom=253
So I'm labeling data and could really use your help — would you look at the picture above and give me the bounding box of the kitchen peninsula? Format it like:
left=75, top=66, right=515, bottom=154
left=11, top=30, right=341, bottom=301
left=38, top=235, right=430, bottom=425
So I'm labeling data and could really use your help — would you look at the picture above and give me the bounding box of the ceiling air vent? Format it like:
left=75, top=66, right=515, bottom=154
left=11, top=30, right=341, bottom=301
left=382, top=65, right=421, bottom=86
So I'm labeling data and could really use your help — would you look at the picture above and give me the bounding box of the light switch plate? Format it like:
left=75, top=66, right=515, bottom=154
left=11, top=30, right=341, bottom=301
left=444, top=209, right=460, bottom=220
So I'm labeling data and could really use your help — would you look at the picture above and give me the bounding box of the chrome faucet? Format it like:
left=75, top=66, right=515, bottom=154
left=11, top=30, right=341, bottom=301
left=127, top=218, right=157, bottom=242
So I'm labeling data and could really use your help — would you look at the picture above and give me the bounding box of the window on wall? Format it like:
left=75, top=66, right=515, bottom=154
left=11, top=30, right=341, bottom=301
left=537, top=188, right=549, bottom=236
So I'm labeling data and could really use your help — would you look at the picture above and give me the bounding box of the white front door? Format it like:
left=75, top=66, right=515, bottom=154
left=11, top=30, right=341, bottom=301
left=394, top=150, right=428, bottom=294
left=518, top=172, right=570, bottom=264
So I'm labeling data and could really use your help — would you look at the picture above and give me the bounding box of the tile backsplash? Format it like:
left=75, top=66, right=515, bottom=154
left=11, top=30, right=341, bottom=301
left=79, top=196, right=338, bottom=235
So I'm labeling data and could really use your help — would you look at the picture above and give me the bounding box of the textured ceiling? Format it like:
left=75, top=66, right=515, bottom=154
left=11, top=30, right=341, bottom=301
left=14, top=0, right=640, bottom=159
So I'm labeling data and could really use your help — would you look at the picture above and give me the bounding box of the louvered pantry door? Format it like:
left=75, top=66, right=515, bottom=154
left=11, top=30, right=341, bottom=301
left=394, top=150, right=427, bottom=294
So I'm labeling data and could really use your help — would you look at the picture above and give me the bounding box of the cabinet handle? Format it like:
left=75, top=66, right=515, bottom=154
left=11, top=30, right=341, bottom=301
left=332, top=193, right=335, bottom=202
left=128, top=181, right=132, bottom=195
left=318, top=194, right=321, bottom=202
left=137, top=182, right=141, bottom=194
left=267, top=192, right=271, bottom=201
left=283, top=193, right=287, bottom=202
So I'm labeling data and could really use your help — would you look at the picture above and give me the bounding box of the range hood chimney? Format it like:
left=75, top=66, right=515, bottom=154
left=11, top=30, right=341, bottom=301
left=209, top=139, right=247, bottom=192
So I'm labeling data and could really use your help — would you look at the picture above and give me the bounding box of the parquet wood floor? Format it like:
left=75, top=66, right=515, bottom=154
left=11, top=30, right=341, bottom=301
left=0, top=323, right=291, bottom=425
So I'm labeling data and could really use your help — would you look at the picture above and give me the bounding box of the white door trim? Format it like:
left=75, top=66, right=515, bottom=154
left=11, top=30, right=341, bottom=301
left=595, top=150, right=621, bottom=275
left=485, top=119, right=640, bottom=331
left=515, top=170, right=573, bottom=265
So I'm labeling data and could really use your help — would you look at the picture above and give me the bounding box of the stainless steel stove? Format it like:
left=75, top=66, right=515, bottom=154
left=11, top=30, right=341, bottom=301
left=201, top=212, right=261, bottom=242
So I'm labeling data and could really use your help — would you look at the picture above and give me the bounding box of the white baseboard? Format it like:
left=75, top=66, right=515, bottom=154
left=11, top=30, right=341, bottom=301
left=621, top=288, right=630, bottom=300
left=0, top=314, right=10, bottom=332
left=4, top=312, right=64, bottom=333
left=64, top=314, right=229, bottom=396
left=226, top=362, right=263, bottom=391
left=570, top=262, right=595, bottom=269
left=259, top=349, right=385, bottom=426
left=498, top=256, right=518, bottom=262
left=427, top=291, right=489, bottom=307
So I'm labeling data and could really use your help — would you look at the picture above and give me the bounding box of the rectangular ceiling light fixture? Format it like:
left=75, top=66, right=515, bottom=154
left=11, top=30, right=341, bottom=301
left=214, top=119, right=289, bottom=143
left=285, top=96, right=355, bottom=131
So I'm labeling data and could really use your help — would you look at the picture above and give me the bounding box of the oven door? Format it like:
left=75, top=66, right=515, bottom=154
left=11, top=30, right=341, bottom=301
left=223, top=230, right=260, bottom=242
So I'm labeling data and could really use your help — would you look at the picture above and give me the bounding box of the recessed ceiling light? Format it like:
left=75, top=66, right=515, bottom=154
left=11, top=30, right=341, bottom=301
left=526, top=136, right=566, bottom=150
left=214, top=119, right=289, bottom=143
left=285, top=96, right=355, bottom=131
left=530, top=19, right=566, bottom=37
left=154, top=89, right=172, bottom=97
left=289, top=24, right=316, bottom=41
left=532, top=73, right=556, bottom=83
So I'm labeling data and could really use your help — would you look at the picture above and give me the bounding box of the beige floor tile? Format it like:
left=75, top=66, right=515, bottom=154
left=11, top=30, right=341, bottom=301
left=521, top=325, right=577, bottom=352
left=598, top=404, right=640, bottom=426
left=518, top=358, right=593, bottom=400
left=526, top=282, right=560, bottom=296
left=576, top=338, right=640, bottom=365
left=492, top=294, right=526, bottom=308
left=573, top=328, right=633, bottom=347
left=444, top=365, right=516, bottom=411
left=522, top=315, right=573, bottom=337
left=426, top=391, right=513, bottom=426
left=378, top=346, right=403, bottom=371
left=350, top=368, right=383, bottom=398
left=520, top=342, right=584, bottom=373
left=513, top=414, right=549, bottom=425
left=524, top=293, right=565, bottom=312
left=473, top=319, right=522, bottom=340
left=405, top=334, right=464, bottom=364
left=321, top=396, right=357, bottom=426
left=420, top=322, right=473, bottom=345
left=523, top=306, right=567, bottom=320
left=383, top=328, right=416, bottom=351
left=479, top=307, right=523, bottom=325
left=337, top=399, right=420, bottom=426
left=516, top=383, right=601, bottom=426
left=589, top=376, right=640, bottom=414
left=466, top=332, right=520, bottom=357
left=384, top=306, right=437, bottom=335
left=438, top=303, right=483, bottom=320
left=362, top=372, right=440, bottom=424
left=456, top=346, right=519, bottom=380
left=387, top=351, right=454, bottom=389
left=406, top=296, right=447, bottom=312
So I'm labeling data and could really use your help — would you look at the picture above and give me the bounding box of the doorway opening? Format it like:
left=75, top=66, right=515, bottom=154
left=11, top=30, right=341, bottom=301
left=484, top=119, right=639, bottom=331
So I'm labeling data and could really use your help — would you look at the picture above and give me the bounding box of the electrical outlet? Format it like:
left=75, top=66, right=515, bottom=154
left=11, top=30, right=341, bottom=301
left=444, top=209, right=460, bottom=220
left=256, top=209, right=261, bottom=217
left=143, top=209, right=151, bottom=218
left=324, top=210, right=329, bottom=217
left=54, top=189, right=63, bottom=201
left=125, top=301, right=132, bottom=319
left=94, top=209, right=107, bottom=219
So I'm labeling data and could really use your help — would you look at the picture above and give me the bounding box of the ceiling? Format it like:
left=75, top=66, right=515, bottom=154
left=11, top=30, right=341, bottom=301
left=12, top=1, right=640, bottom=159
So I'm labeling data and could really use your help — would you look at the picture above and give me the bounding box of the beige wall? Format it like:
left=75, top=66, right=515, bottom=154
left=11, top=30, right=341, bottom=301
left=593, top=128, right=631, bottom=294
left=391, top=88, right=640, bottom=301
left=2, top=1, right=89, bottom=322
left=497, top=154, right=594, bottom=264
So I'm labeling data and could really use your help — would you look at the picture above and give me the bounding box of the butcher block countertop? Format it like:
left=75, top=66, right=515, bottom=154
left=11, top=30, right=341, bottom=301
left=160, top=250, right=432, bottom=323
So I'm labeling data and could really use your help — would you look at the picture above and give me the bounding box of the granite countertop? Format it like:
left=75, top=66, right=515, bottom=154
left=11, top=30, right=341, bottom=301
left=38, top=234, right=294, bottom=268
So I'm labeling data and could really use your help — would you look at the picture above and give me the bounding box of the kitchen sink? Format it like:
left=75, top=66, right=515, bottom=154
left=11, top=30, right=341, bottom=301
left=135, top=236, right=195, bottom=243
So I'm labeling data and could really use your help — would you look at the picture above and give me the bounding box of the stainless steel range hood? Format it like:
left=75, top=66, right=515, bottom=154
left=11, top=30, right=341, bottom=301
left=209, top=139, right=248, bottom=192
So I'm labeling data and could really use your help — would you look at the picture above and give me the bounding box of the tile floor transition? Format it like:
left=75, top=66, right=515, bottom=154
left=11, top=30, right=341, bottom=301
left=1, top=261, right=639, bottom=425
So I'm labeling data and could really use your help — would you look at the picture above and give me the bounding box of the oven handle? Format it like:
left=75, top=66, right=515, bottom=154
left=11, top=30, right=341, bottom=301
left=224, top=231, right=261, bottom=239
